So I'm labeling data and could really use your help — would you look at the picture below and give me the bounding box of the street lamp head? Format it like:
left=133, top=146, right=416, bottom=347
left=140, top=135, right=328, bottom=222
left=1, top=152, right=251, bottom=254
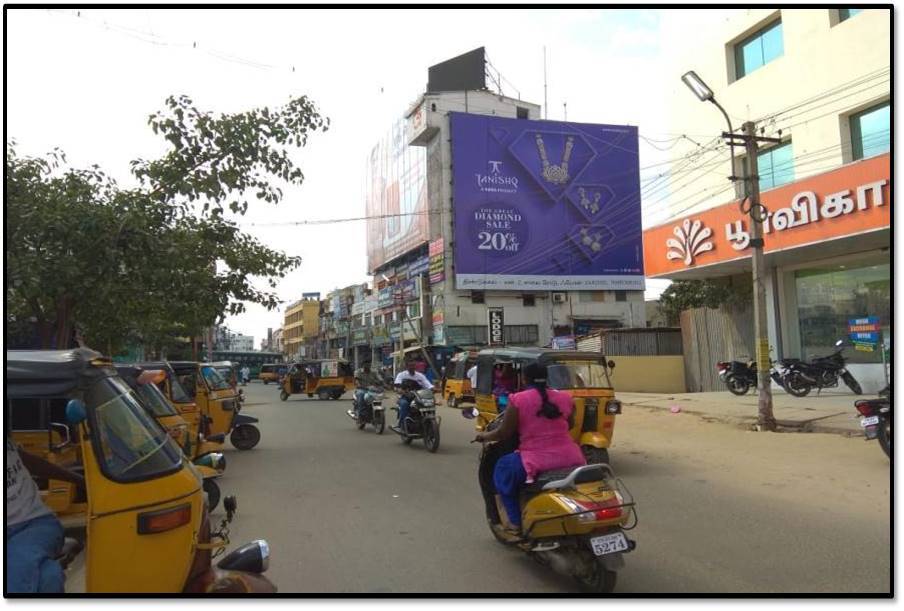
left=681, top=71, right=714, bottom=102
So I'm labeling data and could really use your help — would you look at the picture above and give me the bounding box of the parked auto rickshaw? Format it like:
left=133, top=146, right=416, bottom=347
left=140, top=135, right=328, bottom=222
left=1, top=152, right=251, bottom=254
left=473, top=348, right=621, bottom=465
left=6, top=349, right=275, bottom=593
left=259, top=363, right=281, bottom=384
left=444, top=350, right=479, bottom=408
left=115, top=365, right=226, bottom=510
left=137, top=361, right=226, bottom=458
left=169, top=361, right=262, bottom=451
left=278, top=359, right=355, bottom=401
left=210, top=361, right=239, bottom=389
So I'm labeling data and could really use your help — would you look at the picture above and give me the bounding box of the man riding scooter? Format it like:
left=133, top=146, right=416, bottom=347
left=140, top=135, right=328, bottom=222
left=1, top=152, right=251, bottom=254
left=352, top=362, right=384, bottom=418
left=391, top=360, right=433, bottom=434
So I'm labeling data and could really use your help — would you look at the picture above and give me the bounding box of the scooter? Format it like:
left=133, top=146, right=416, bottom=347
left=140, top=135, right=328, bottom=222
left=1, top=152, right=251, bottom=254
left=346, top=386, right=386, bottom=434
left=467, top=409, right=637, bottom=594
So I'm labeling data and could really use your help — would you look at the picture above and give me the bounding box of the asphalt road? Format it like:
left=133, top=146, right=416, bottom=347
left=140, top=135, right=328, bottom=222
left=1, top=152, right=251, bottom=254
left=215, top=382, right=891, bottom=595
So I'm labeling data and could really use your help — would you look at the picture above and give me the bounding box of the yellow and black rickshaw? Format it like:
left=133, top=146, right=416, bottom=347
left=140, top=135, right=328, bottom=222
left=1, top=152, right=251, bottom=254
left=278, top=359, right=355, bottom=401
left=169, top=361, right=262, bottom=451
left=472, top=347, right=621, bottom=465
left=443, top=350, right=479, bottom=408
left=258, top=363, right=281, bottom=384
left=6, top=349, right=275, bottom=593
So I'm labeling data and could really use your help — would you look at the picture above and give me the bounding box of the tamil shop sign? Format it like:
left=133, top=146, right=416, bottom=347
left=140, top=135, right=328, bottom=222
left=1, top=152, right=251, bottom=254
left=644, top=154, right=890, bottom=277
left=450, top=113, right=644, bottom=291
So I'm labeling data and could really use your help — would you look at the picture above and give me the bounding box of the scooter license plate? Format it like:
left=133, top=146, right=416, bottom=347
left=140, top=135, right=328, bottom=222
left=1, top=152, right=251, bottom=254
left=590, top=532, right=628, bottom=557
left=860, top=416, right=880, bottom=427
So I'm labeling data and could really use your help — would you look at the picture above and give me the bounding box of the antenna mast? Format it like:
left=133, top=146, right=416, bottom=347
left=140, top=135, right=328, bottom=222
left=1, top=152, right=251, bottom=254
left=543, top=46, right=548, bottom=120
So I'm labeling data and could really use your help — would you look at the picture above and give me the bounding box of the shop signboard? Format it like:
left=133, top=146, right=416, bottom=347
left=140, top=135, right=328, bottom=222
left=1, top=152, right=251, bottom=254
left=372, top=326, right=390, bottom=347
left=378, top=286, right=395, bottom=310
left=389, top=321, right=402, bottom=341
left=429, top=238, right=445, bottom=284
left=849, top=316, right=881, bottom=352
left=551, top=335, right=576, bottom=350
left=410, top=255, right=430, bottom=276
left=445, top=327, right=473, bottom=346
left=432, top=311, right=445, bottom=345
left=451, top=112, right=644, bottom=291
left=487, top=308, right=504, bottom=346
left=365, top=118, right=430, bottom=272
left=352, top=329, right=369, bottom=346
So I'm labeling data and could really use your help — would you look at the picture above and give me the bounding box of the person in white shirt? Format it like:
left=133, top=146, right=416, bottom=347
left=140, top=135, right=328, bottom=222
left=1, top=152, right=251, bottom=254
left=393, top=360, right=433, bottom=433
left=466, top=364, right=478, bottom=392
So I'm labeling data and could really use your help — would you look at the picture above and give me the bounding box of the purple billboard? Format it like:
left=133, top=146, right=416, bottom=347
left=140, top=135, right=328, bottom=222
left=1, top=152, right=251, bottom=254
left=451, top=113, right=645, bottom=291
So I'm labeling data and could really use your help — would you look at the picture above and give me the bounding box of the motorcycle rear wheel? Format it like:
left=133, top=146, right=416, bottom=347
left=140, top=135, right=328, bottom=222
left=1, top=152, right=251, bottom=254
left=877, top=418, right=891, bottom=459
left=784, top=373, right=812, bottom=398
left=725, top=374, right=750, bottom=396
left=842, top=372, right=863, bottom=395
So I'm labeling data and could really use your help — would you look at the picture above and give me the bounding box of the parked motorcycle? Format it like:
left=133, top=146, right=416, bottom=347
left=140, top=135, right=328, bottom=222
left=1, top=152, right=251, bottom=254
left=468, top=409, right=637, bottom=594
left=716, top=359, right=788, bottom=395
left=783, top=340, right=863, bottom=397
left=391, top=380, right=441, bottom=452
left=346, top=386, right=386, bottom=434
left=855, top=387, right=891, bottom=458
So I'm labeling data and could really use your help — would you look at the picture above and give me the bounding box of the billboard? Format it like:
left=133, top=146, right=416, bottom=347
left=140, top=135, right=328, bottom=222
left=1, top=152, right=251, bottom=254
left=451, top=113, right=645, bottom=291
left=365, top=119, right=430, bottom=272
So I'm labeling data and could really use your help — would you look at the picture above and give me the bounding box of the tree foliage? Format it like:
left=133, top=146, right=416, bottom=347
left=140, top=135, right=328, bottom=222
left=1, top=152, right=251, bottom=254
left=658, top=277, right=753, bottom=326
left=6, top=94, right=329, bottom=354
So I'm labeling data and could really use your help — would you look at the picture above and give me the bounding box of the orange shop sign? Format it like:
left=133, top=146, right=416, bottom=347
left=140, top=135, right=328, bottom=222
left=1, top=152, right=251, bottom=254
left=643, top=154, right=890, bottom=277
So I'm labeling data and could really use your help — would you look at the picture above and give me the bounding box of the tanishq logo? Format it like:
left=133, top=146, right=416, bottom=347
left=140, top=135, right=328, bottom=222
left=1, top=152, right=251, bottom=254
left=475, top=160, right=519, bottom=193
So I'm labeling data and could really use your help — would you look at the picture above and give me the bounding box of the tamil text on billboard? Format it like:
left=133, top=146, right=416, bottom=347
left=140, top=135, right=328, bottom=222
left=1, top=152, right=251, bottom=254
left=450, top=113, right=644, bottom=291
left=365, top=119, right=430, bottom=272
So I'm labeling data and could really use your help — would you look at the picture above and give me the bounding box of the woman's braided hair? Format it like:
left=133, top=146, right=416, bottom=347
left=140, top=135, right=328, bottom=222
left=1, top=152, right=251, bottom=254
left=524, top=362, right=561, bottom=419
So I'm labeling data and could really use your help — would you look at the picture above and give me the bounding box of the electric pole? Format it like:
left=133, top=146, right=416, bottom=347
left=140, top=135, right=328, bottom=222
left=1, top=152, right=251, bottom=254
left=740, top=121, right=779, bottom=431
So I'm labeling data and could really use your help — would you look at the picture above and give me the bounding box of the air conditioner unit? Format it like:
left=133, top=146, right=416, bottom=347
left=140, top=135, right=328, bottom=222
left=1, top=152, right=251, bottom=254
left=552, top=292, right=567, bottom=304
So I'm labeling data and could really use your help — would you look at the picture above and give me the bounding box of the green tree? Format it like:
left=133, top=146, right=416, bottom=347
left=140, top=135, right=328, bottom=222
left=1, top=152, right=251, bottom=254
left=6, top=94, right=329, bottom=353
left=658, top=277, right=752, bottom=326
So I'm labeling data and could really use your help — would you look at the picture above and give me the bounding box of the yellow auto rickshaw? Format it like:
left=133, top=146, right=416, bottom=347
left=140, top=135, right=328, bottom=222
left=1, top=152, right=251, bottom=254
left=210, top=361, right=239, bottom=390
left=278, top=359, right=355, bottom=401
left=443, top=350, right=479, bottom=409
left=170, top=361, right=262, bottom=451
left=115, top=365, right=226, bottom=510
left=259, top=363, right=281, bottom=384
left=472, top=347, right=621, bottom=465
left=138, top=361, right=225, bottom=458
left=6, top=348, right=275, bottom=593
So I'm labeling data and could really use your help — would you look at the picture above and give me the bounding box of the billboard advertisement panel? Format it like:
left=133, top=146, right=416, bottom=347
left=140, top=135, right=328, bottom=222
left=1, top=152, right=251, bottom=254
left=450, top=113, right=644, bottom=291
left=365, top=119, right=430, bottom=273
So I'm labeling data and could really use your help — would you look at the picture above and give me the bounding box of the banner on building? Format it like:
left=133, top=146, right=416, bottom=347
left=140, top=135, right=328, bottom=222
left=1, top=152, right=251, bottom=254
left=432, top=311, right=445, bottom=345
left=365, top=119, right=430, bottom=272
left=487, top=307, right=504, bottom=346
left=302, top=292, right=321, bottom=300
left=429, top=238, right=445, bottom=284
left=450, top=113, right=644, bottom=291
left=551, top=335, right=576, bottom=350
left=849, top=316, right=881, bottom=352
left=410, top=255, right=430, bottom=276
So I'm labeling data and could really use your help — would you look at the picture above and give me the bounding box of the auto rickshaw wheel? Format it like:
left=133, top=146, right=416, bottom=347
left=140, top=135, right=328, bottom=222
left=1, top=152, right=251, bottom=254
left=230, top=424, right=261, bottom=451
left=583, top=446, right=610, bottom=466
left=203, top=479, right=221, bottom=512
left=279, top=391, right=289, bottom=402
left=447, top=394, right=458, bottom=409
left=331, top=390, right=343, bottom=400
left=317, top=389, right=331, bottom=401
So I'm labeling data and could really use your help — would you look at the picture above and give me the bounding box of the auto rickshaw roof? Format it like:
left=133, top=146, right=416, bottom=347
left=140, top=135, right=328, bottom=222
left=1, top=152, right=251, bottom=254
left=135, top=361, right=177, bottom=375
left=209, top=361, right=236, bottom=368
left=6, top=348, right=116, bottom=399
left=476, top=347, right=605, bottom=363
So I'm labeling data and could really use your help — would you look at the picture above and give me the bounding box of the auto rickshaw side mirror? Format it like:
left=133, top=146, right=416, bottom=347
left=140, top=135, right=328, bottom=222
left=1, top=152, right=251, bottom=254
left=607, top=360, right=616, bottom=370
left=65, top=399, right=87, bottom=424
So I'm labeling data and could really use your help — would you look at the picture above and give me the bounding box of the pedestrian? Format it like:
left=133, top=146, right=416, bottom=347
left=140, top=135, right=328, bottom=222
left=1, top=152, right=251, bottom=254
left=7, top=436, right=83, bottom=593
left=467, top=363, right=478, bottom=392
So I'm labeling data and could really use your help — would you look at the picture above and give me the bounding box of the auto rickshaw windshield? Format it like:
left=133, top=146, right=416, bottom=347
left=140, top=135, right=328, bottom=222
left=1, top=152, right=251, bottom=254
left=546, top=359, right=613, bottom=390
left=135, top=382, right=179, bottom=417
left=162, top=374, right=192, bottom=404
left=89, top=376, right=183, bottom=481
left=200, top=366, right=231, bottom=391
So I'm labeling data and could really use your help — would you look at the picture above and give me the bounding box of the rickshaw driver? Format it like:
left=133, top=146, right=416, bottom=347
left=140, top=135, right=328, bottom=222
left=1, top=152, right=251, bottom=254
left=6, top=436, right=83, bottom=593
left=391, top=360, right=433, bottom=433
left=353, top=362, right=384, bottom=417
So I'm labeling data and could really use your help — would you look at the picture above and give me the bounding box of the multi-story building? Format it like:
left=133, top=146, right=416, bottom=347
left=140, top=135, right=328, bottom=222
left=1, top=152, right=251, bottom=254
left=272, top=327, right=284, bottom=354
left=228, top=334, right=254, bottom=352
left=642, top=8, right=890, bottom=391
left=364, top=48, right=647, bottom=372
left=283, top=294, right=321, bottom=359
left=283, top=299, right=306, bottom=358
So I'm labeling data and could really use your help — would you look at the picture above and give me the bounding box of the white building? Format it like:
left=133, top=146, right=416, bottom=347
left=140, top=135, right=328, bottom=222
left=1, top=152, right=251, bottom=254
left=228, top=334, right=255, bottom=352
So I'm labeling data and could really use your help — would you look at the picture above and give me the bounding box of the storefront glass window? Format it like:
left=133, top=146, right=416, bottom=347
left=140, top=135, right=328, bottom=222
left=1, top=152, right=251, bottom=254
left=795, top=262, right=890, bottom=364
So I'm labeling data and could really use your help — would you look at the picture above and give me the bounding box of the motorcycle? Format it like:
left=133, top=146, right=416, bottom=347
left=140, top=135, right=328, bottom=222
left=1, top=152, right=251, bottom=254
left=716, top=359, right=788, bottom=396
left=783, top=340, right=863, bottom=397
left=855, top=387, right=891, bottom=458
left=346, top=386, right=386, bottom=434
left=467, top=409, right=637, bottom=594
left=391, top=380, right=441, bottom=452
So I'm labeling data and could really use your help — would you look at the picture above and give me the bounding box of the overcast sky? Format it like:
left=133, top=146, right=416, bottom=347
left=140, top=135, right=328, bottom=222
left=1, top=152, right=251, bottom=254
left=7, top=7, right=727, bottom=344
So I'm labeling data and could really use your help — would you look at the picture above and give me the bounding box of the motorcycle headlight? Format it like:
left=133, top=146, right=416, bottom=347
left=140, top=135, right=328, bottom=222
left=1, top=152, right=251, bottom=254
left=217, top=539, right=270, bottom=574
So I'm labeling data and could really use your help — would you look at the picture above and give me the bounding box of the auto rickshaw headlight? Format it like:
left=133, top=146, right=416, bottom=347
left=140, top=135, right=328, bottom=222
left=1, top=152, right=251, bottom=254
left=605, top=399, right=622, bottom=415
left=217, top=539, right=270, bottom=574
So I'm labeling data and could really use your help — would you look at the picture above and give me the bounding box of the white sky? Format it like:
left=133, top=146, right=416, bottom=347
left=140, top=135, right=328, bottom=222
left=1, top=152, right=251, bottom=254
left=6, top=7, right=728, bottom=343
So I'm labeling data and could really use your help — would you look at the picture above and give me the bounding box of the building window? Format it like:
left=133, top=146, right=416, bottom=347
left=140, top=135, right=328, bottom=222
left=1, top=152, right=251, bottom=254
left=734, top=19, right=783, bottom=79
left=471, top=291, right=485, bottom=304
left=838, top=8, right=863, bottom=22
left=758, top=141, right=794, bottom=191
left=795, top=262, right=889, bottom=365
left=407, top=302, right=420, bottom=319
left=579, top=291, right=606, bottom=303
left=522, top=294, right=535, bottom=307
left=615, top=290, right=628, bottom=302
left=851, top=102, right=890, bottom=161
left=516, top=106, right=529, bottom=119
left=505, top=325, right=539, bottom=345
